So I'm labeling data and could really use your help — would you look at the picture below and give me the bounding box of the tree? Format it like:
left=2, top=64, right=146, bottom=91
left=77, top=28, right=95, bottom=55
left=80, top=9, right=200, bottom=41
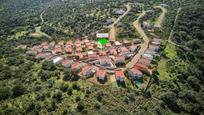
left=160, top=92, right=180, bottom=113
left=42, top=61, right=56, bottom=71
left=63, top=69, right=72, bottom=81
left=12, top=85, right=26, bottom=97
left=67, top=87, right=73, bottom=96
left=77, top=102, right=84, bottom=112
left=53, top=91, right=63, bottom=103
left=0, top=87, right=11, bottom=101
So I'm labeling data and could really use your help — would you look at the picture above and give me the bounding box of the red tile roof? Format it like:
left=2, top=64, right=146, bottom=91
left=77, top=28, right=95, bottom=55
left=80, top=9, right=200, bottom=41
left=109, top=48, right=117, bottom=55
left=81, top=65, right=92, bottom=74
left=65, top=47, right=72, bottom=53
left=98, top=50, right=107, bottom=56
left=106, top=43, right=112, bottom=47
left=88, top=54, right=98, bottom=59
left=114, top=56, right=125, bottom=63
left=62, top=59, right=73, bottom=65
left=138, top=58, right=151, bottom=66
left=97, top=69, right=106, bottom=78
left=76, top=47, right=82, bottom=52
left=115, top=70, right=125, bottom=78
left=129, top=67, right=142, bottom=75
left=121, top=47, right=129, bottom=52
left=99, top=57, right=110, bottom=63
left=71, top=62, right=82, bottom=69
left=134, top=63, right=149, bottom=70
left=45, top=55, right=53, bottom=60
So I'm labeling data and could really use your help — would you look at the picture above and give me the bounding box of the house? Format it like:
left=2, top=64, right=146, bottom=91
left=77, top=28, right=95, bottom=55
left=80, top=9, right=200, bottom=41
left=134, top=63, right=151, bottom=75
left=115, top=70, right=125, bottom=82
left=88, top=45, right=94, bottom=50
left=58, top=41, right=64, bottom=46
left=152, top=38, right=162, bottom=43
left=45, top=55, right=54, bottom=61
left=106, top=43, right=112, bottom=48
left=115, top=41, right=122, bottom=46
left=71, top=62, right=83, bottom=70
left=148, top=45, right=160, bottom=52
left=99, top=57, right=111, bottom=66
left=133, top=39, right=141, bottom=44
left=109, top=48, right=117, bottom=55
left=145, top=50, right=160, bottom=57
left=75, top=40, right=81, bottom=45
left=35, top=52, right=51, bottom=59
left=143, top=53, right=154, bottom=60
left=114, top=56, right=125, bottom=64
left=62, top=59, right=74, bottom=68
left=98, top=50, right=107, bottom=56
left=84, top=39, right=89, bottom=43
left=52, top=56, right=63, bottom=64
left=43, top=45, right=49, bottom=50
left=128, top=67, right=143, bottom=80
left=49, top=41, right=55, bottom=49
left=88, top=54, right=98, bottom=60
left=114, top=9, right=125, bottom=15
left=66, top=41, right=73, bottom=45
left=76, top=47, right=82, bottom=53
left=130, top=45, right=141, bottom=52
left=55, top=44, right=61, bottom=49
left=75, top=52, right=84, bottom=60
left=16, top=45, right=27, bottom=49
left=81, top=65, right=94, bottom=78
left=52, top=48, right=63, bottom=54
left=142, top=21, right=151, bottom=29
left=65, top=47, right=72, bottom=54
left=97, top=69, right=106, bottom=81
left=138, top=58, right=151, bottom=66
left=120, top=47, right=129, bottom=53
left=26, top=50, right=37, bottom=56
left=41, top=42, right=48, bottom=46
left=151, top=41, right=161, bottom=46
left=123, top=39, right=131, bottom=46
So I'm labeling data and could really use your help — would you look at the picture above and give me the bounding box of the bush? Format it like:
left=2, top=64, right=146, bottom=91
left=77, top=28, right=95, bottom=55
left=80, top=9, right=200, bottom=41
left=67, top=87, right=73, bottom=96
left=12, top=85, right=26, bottom=97
left=77, top=102, right=84, bottom=112
left=0, top=87, right=11, bottom=101
left=42, top=61, right=56, bottom=71
left=53, top=91, right=63, bottom=103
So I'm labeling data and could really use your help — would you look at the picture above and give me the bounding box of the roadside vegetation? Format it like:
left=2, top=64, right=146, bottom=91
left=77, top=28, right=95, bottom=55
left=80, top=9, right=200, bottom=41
left=0, top=0, right=204, bottom=114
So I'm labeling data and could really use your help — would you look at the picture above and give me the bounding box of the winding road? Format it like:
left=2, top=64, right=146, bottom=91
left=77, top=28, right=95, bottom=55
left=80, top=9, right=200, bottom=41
left=31, top=10, right=51, bottom=38
left=126, top=11, right=149, bottom=68
left=154, top=5, right=167, bottom=28
left=109, top=3, right=131, bottom=41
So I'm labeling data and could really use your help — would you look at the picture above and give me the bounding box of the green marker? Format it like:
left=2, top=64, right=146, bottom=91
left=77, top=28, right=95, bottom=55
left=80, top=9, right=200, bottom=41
left=98, top=38, right=108, bottom=45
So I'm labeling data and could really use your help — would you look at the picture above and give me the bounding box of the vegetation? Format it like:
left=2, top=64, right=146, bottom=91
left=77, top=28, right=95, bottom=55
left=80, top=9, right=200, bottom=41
left=0, top=0, right=204, bottom=114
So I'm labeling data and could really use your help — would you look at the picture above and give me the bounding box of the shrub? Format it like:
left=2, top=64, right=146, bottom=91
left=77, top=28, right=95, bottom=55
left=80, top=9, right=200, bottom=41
left=0, top=87, right=11, bottom=101
left=12, top=85, right=26, bottom=97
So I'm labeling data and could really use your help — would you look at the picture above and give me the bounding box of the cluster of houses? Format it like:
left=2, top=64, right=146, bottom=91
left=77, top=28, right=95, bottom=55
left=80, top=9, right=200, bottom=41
left=25, top=38, right=142, bottom=84
left=127, top=38, right=162, bottom=85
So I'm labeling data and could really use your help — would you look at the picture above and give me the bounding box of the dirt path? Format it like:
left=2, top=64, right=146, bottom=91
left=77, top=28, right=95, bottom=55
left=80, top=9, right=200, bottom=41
left=168, top=7, right=181, bottom=43
left=109, top=3, right=131, bottom=41
left=154, top=5, right=167, bottom=28
left=31, top=10, right=51, bottom=38
left=126, top=11, right=149, bottom=68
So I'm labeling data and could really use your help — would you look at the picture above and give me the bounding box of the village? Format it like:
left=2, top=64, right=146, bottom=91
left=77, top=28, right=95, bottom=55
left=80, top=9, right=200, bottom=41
left=25, top=36, right=162, bottom=88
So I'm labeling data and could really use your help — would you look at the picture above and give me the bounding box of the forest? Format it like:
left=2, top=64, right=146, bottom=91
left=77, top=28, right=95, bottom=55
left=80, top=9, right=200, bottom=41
left=0, top=0, right=204, bottom=114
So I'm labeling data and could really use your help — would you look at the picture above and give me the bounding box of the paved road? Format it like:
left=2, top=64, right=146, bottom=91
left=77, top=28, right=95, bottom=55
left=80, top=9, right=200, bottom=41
left=154, top=5, right=167, bottom=28
left=126, top=11, right=149, bottom=68
left=109, top=4, right=131, bottom=41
